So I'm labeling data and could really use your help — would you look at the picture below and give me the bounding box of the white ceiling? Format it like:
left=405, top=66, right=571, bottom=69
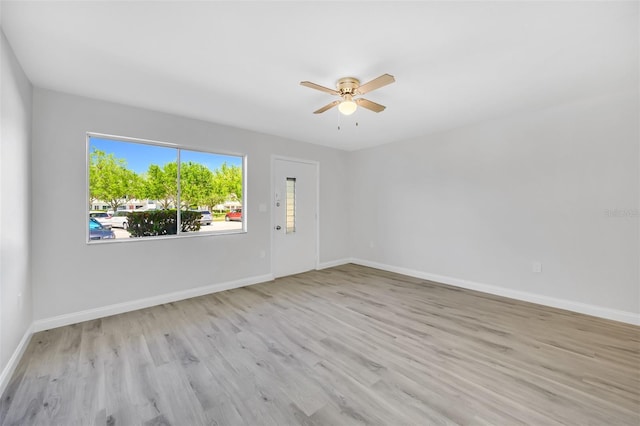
left=1, top=1, right=637, bottom=151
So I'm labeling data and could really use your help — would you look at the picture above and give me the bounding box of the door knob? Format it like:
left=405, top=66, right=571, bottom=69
left=275, top=225, right=281, bottom=230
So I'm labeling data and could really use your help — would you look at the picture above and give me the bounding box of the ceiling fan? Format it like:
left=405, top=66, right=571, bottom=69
left=300, top=73, right=395, bottom=115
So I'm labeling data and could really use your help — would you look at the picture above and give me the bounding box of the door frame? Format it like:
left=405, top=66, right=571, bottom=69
left=270, top=155, right=320, bottom=277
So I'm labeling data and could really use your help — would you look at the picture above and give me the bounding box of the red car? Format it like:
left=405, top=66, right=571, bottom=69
left=225, top=209, right=242, bottom=222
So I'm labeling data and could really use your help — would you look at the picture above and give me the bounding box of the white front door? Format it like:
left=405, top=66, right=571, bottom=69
left=273, top=158, right=318, bottom=278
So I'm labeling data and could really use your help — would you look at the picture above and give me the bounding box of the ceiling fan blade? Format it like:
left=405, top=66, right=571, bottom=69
left=356, top=73, right=395, bottom=95
left=300, top=81, right=340, bottom=96
left=356, top=98, right=386, bottom=113
left=313, top=100, right=340, bottom=114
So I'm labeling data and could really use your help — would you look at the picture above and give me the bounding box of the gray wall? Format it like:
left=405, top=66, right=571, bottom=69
left=349, top=90, right=639, bottom=319
left=1, top=31, right=33, bottom=380
left=25, top=85, right=640, bottom=324
left=31, top=89, right=350, bottom=321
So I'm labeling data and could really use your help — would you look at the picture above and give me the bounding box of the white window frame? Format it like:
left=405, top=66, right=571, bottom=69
left=86, top=132, right=247, bottom=244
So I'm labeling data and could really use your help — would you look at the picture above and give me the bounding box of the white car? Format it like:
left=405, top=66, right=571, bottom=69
left=109, top=210, right=130, bottom=229
left=89, top=211, right=112, bottom=229
left=198, top=210, right=213, bottom=226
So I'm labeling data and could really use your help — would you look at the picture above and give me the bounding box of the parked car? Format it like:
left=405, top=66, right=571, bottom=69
left=109, top=210, right=130, bottom=229
left=225, top=209, right=242, bottom=222
left=199, top=210, right=212, bottom=226
left=89, top=211, right=112, bottom=229
left=89, top=217, right=115, bottom=240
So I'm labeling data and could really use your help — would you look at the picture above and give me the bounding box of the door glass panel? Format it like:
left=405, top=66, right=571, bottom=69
left=286, top=177, right=296, bottom=234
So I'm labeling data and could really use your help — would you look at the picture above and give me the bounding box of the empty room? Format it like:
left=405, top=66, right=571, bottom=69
left=1, top=1, right=638, bottom=425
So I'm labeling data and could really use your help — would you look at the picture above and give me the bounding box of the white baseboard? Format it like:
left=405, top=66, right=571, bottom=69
left=317, top=258, right=353, bottom=270
left=33, top=273, right=274, bottom=332
left=351, top=258, right=640, bottom=326
left=0, top=324, right=33, bottom=398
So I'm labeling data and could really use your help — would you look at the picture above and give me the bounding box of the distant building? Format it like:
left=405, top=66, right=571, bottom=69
left=90, top=199, right=159, bottom=213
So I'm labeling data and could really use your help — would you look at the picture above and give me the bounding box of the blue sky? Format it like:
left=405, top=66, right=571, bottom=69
left=89, top=137, right=242, bottom=174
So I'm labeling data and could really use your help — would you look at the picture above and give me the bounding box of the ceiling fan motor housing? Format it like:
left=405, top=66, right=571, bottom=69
left=337, top=77, right=360, bottom=95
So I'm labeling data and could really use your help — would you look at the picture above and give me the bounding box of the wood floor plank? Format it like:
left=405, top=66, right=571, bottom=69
left=2, top=264, right=639, bottom=425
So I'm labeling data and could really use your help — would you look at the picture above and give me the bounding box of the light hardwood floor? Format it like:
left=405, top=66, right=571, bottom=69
left=1, top=264, right=639, bottom=425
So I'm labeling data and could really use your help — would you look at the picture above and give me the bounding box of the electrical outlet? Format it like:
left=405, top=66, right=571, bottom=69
left=532, top=262, right=542, bottom=273
left=259, top=250, right=266, bottom=259
left=369, top=241, right=375, bottom=248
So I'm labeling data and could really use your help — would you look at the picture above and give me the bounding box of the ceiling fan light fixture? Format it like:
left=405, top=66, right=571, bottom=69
left=338, top=95, right=357, bottom=115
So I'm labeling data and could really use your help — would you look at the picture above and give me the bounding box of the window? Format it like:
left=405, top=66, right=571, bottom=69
left=286, top=177, right=296, bottom=234
left=87, top=134, right=245, bottom=242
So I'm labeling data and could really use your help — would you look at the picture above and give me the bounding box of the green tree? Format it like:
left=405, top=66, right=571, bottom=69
left=122, top=172, right=146, bottom=209
left=180, top=162, right=214, bottom=209
left=210, top=162, right=243, bottom=210
left=89, top=159, right=99, bottom=210
left=89, top=149, right=141, bottom=213
left=143, top=162, right=177, bottom=209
